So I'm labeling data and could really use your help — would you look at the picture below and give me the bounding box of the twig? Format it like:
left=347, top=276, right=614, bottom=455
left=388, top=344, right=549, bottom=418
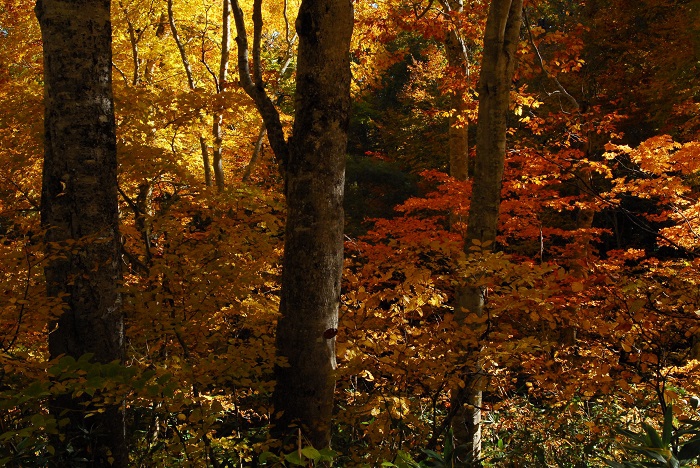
left=4, top=242, right=33, bottom=351
left=523, top=8, right=579, bottom=112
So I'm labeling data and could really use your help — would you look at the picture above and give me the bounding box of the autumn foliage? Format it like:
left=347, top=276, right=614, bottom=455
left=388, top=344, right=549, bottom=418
left=1, top=0, right=700, bottom=466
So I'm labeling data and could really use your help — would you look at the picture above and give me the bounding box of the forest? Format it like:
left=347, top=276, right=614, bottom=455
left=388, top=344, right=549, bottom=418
left=1, top=0, right=699, bottom=466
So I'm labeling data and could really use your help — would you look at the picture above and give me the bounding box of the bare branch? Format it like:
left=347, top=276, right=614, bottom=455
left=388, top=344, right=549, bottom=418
left=168, top=0, right=196, bottom=90
left=112, top=61, right=129, bottom=86
left=200, top=7, right=219, bottom=89
left=523, top=8, right=579, bottom=111
left=201, top=36, right=219, bottom=89
left=119, top=1, right=141, bottom=86
left=283, top=0, right=290, bottom=45
left=230, top=0, right=289, bottom=173
left=219, top=0, right=232, bottom=93
left=413, top=0, right=435, bottom=20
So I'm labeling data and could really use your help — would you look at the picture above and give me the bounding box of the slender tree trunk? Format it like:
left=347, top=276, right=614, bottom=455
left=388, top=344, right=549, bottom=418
left=201, top=136, right=213, bottom=187
left=168, top=0, right=212, bottom=187
left=136, top=182, right=153, bottom=264
left=124, top=10, right=140, bottom=86
left=242, top=26, right=295, bottom=183
left=212, top=0, right=231, bottom=191
left=452, top=1, right=522, bottom=465
left=442, top=0, right=470, bottom=181
left=145, top=13, right=169, bottom=84
left=242, top=122, right=266, bottom=182
left=168, top=0, right=195, bottom=89
left=35, top=0, right=127, bottom=466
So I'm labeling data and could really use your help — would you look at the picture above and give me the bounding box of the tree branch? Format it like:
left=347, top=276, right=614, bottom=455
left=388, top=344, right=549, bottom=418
left=230, top=0, right=289, bottom=173
left=523, top=8, right=579, bottom=112
left=200, top=7, right=219, bottom=90
left=168, top=0, right=196, bottom=90
left=252, top=0, right=263, bottom=86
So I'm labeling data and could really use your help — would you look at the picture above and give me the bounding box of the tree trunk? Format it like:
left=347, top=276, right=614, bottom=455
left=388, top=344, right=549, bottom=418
left=242, top=122, right=266, bottom=182
left=452, top=1, right=522, bottom=465
left=231, top=0, right=352, bottom=448
left=271, top=0, right=353, bottom=449
left=442, top=0, right=470, bottom=181
left=212, top=0, right=231, bottom=191
left=35, top=0, right=127, bottom=465
left=201, top=136, right=213, bottom=187
left=168, top=0, right=213, bottom=187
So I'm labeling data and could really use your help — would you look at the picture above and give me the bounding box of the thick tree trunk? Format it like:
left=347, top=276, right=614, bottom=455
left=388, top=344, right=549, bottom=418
left=452, top=0, right=522, bottom=465
left=466, top=0, right=522, bottom=247
left=231, top=0, right=352, bottom=448
left=35, top=0, right=127, bottom=466
left=271, top=0, right=353, bottom=449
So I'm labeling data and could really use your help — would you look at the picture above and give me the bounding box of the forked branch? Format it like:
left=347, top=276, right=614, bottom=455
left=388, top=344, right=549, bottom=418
left=230, top=0, right=289, bottom=173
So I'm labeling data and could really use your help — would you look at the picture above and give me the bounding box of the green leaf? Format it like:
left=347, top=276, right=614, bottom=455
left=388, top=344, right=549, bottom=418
left=318, top=447, right=339, bottom=462
left=258, top=451, right=279, bottom=463
left=678, top=438, right=700, bottom=461
left=630, top=446, right=668, bottom=464
left=444, top=431, right=454, bottom=458
left=23, top=381, right=50, bottom=399
left=662, top=404, right=674, bottom=447
left=642, top=422, right=663, bottom=448
left=301, top=446, right=321, bottom=460
left=395, top=450, right=421, bottom=468
left=619, top=428, right=649, bottom=446
left=420, top=448, right=444, bottom=462
left=284, top=451, right=305, bottom=466
left=77, top=353, right=95, bottom=364
left=601, top=458, right=626, bottom=468
left=157, top=373, right=172, bottom=385
left=30, top=413, right=45, bottom=427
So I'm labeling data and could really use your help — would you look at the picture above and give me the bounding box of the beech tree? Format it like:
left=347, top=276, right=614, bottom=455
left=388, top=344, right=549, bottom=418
left=35, top=0, right=127, bottom=465
left=453, top=0, right=523, bottom=465
left=231, top=0, right=353, bottom=449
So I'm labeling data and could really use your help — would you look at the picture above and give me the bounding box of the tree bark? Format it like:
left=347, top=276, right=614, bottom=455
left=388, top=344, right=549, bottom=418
left=201, top=136, right=213, bottom=187
left=272, top=0, right=353, bottom=449
left=242, top=122, right=266, bottom=182
left=452, top=0, right=522, bottom=465
left=35, top=0, right=127, bottom=465
left=441, top=0, right=470, bottom=181
left=231, top=0, right=352, bottom=448
left=231, top=0, right=290, bottom=172
left=212, top=0, right=231, bottom=191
